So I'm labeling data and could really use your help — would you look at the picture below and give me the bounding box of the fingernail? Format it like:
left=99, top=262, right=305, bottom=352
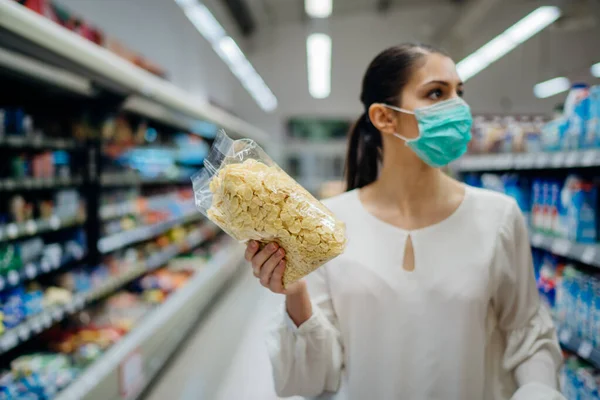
left=277, top=249, right=285, bottom=256
left=249, top=241, right=257, bottom=248
left=268, top=243, right=277, bottom=251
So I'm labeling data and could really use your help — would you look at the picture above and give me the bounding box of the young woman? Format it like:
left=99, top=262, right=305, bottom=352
left=245, top=44, right=564, bottom=400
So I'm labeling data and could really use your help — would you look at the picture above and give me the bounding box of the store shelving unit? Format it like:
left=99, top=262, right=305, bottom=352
left=0, top=1, right=264, bottom=397
left=453, top=149, right=600, bottom=172
left=557, top=325, right=600, bottom=370
left=0, top=249, right=86, bottom=291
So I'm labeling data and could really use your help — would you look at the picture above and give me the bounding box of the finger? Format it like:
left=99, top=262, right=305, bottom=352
left=260, top=249, right=285, bottom=286
left=251, top=242, right=279, bottom=271
left=245, top=241, right=259, bottom=262
left=269, top=261, right=286, bottom=293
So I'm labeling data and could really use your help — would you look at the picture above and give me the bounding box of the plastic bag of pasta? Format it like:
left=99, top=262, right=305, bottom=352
left=192, top=130, right=346, bottom=287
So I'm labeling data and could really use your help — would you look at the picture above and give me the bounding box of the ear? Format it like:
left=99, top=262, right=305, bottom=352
left=368, top=103, right=397, bottom=136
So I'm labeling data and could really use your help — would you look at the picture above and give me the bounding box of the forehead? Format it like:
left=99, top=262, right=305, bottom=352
left=410, top=53, right=461, bottom=86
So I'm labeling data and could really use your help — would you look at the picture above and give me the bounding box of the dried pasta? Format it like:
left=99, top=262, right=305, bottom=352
left=192, top=131, right=346, bottom=287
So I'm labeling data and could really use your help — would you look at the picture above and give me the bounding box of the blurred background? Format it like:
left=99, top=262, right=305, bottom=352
left=0, top=0, right=599, bottom=399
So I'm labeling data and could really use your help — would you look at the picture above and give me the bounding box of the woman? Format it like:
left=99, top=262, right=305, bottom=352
left=245, top=44, right=563, bottom=400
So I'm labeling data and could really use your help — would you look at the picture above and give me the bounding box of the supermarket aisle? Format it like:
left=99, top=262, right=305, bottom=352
left=145, top=264, right=294, bottom=400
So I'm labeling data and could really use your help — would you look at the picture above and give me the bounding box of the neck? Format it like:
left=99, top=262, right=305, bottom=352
left=371, top=151, right=446, bottom=215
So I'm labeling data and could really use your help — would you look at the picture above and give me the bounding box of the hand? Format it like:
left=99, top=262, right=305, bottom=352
left=245, top=240, right=305, bottom=295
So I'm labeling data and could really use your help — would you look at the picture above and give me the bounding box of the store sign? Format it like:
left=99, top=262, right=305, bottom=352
left=119, top=349, right=145, bottom=399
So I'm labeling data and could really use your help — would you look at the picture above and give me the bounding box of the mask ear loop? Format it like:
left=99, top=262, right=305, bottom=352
left=382, top=104, right=416, bottom=144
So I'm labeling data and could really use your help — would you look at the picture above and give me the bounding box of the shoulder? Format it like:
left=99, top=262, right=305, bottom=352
left=465, top=185, right=520, bottom=218
left=320, top=190, right=360, bottom=218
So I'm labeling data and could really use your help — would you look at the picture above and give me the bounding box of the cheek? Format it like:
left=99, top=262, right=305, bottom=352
left=397, top=113, right=420, bottom=139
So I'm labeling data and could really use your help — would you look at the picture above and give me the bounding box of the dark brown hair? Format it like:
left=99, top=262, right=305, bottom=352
left=345, top=43, right=446, bottom=191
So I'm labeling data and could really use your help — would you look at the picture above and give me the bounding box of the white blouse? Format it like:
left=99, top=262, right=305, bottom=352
left=266, top=186, right=565, bottom=400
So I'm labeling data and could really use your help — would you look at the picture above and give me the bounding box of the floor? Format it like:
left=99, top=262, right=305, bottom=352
left=144, top=266, right=302, bottom=400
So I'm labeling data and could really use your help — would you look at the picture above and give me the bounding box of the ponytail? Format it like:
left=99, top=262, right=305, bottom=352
left=345, top=112, right=382, bottom=191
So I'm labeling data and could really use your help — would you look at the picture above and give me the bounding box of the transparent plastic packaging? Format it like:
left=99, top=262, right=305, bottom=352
left=192, top=131, right=346, bottom=287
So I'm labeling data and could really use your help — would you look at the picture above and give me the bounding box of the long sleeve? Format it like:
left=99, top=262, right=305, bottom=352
left=266, top=266, right=343, bottom=398
left=491, top=200, right=563, bottom=394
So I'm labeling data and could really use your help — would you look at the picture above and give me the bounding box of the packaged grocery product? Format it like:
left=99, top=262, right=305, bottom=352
left=590, top=86, right=600, bottom=145
left=0, top=287, right=25, bottom=329
left=192, top=131, right=347, bottom=287
left=564, top=83, right=590, bottom=150
left=560, top=176, right=598, bottom=243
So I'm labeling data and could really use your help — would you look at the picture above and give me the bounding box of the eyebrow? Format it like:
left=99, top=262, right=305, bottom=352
left=422, top=80, right=464, bottom=87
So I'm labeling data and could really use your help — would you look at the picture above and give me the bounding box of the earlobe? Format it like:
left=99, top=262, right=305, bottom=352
left=368, top=103, right=396, bottom=135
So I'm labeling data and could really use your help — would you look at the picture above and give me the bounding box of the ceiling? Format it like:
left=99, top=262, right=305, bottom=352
left=244, top=0, right=459, bottom=26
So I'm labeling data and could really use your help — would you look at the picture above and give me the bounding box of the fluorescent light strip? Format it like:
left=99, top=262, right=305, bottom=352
left=456, top=6, right=561, bottom=81
left=534, top=77, right=570, bottom=99
left=305, top=0, right=332, bottom=18
left=592, top=62, right=600, bottom=78
left=307, top=33, right=332, bottom=99
left=175, top=1, right=277, bottom=112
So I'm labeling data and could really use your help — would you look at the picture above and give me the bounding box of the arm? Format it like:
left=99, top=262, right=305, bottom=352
left=267, top=266, right=343, bottom=398
left=245, top=241, right=343, bottom=398
left=492, top=201, right=563, bottom=395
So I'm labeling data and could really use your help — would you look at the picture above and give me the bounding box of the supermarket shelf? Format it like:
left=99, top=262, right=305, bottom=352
left=0, top=0, right=268, bottom=144
left=0, top=135, right=78, bottom=149
left=557, top=325, right=600, bottom=369
left=0, top=295, right=87, bottom=354
left=0, top=228, right=215, bottom=355
left=98, top=212, right=201, bottom=254
left=56, top=242, right=245, bottom=400
left=529, top=231, right=600, bottom=268
left=0, top=46, right=94, bottom=96
left=100, top=193, right=184, bottom=221
left=0, top=175, right=83, bottom=191
left=100, top=173, right=189, bottom=187
left=454, top=150, right=600, bottom=172
left=0, top=215, right=85, bottom=243
left=0, top=249, right=86, bottom=292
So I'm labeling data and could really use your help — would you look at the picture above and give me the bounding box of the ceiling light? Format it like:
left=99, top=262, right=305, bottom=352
left=534, top=77, right=570, bottom=99
left=307, top=33, right=332, bottom=99
left=305, top=0, right=332, bottom=18
left=175, top=2, right=277, bottom=112
left=457, top=6, right=561, bottom=81
left=592, top=62, right=600, bottom=78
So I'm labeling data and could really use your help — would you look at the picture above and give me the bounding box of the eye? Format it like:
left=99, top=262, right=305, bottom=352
left=427, top=88, right=443, bottom=100
left=457, top=88, right=465, bottom=97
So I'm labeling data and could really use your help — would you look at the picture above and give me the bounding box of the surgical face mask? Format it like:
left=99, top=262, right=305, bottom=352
left=384, top=97, right=473, bottom=167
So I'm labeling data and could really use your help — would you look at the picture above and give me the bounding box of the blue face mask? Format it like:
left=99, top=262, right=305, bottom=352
left=384, top=97, right=473, bottom=167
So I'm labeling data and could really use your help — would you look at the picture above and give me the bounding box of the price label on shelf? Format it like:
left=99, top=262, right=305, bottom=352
left=41, top=259, right=51, bottom=272
left=50, top=216, right=60, bottom=230
left=6, top=223, right=18, bottom=238
left=25, top=220, right=36, bottom=234
left=565, top=152, right=578, bottom=166
left=18, top=325, right=30, bottom=340
left=559, top=328, right=572, bottom=344
left=52, top=308, right=63, bottom=321
left=551, top=239, right=571, bottom=256
left=119, top=349, right=145, bottom=399
left=581, top=247, right=597, bottom=265
left=578, top=340, right=594, bottom=359
left=23, top=178, right=33, bottom=188
left=42, top=314, right=52, bottom=328
left=4, top=179, right=15, bottom=190
left=1, top=331, right=18, bottom=351
left=582, top=150, right=598, bottom=166
left=31, top=318, right=42, bottom=333
left=551, top=153, right=564, bottom=167
left=66, top=302, right=76, bottom=313
left=25, top=263, right=36, bottom=279
left=7, top=270, right=19, bottom=286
